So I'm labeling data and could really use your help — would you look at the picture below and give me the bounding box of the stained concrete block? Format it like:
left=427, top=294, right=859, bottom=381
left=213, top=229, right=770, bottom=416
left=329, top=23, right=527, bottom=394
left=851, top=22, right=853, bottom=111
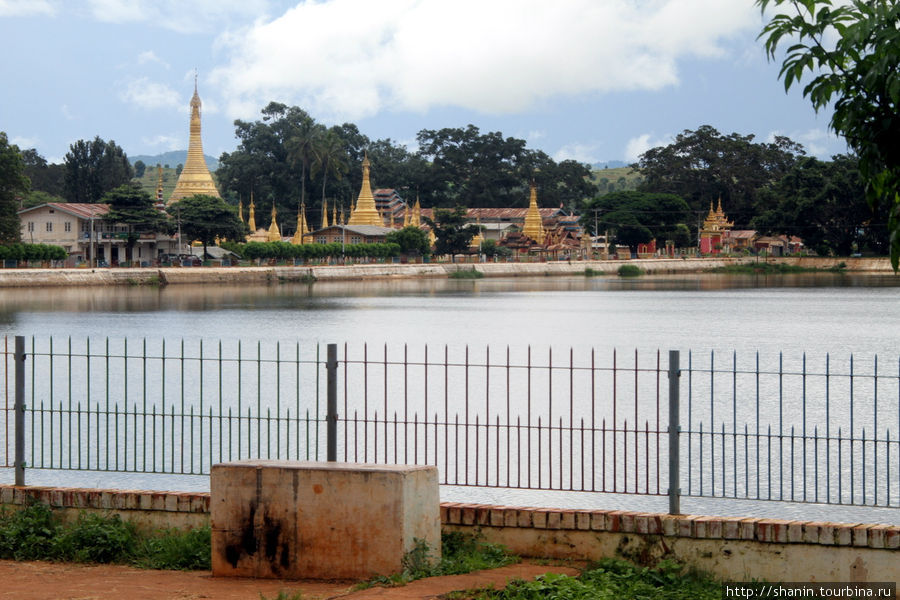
left=210, top=460, right=440, bottom=580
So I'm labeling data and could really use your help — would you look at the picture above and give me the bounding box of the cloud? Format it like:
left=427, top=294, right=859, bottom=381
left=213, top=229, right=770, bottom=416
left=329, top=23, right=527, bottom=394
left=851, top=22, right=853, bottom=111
left=624, top=133, right=673, bottom=162
left=137, top=50, right=169, bottom=69
left=142, top=134, right=181, bottom=150
left=767, top=128, right=845, bottom=158
left=84, top=0, right=275, bottom=33
left=119, top=77, right=181, bottom=110
left=10, top=135, right=40, bottom=149
left=0, top=0, right=56, bottom=17
left=554, top=142, right=602, bottom=164
left=210, top=0, right=759, bottom=122
left=60, top=104, right=77, bottom=120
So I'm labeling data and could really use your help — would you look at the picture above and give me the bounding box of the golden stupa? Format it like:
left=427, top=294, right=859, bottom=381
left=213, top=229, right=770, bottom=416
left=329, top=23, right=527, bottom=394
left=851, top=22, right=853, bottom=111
left=347, top=153, right=383, bottom=226
left=266, top=203, right=281, bottom=242
left=248, top=194, right=257, bottom=231
left=522, top=181, right=545, bottom=244
left=168, top=76, right=221, bottom=204
left=291, top=203, right=309, bottom=245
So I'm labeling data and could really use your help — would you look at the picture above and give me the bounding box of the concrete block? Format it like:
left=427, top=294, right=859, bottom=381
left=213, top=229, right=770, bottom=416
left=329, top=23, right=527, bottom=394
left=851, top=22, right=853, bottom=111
left=210, top=460, right=440, bottom=580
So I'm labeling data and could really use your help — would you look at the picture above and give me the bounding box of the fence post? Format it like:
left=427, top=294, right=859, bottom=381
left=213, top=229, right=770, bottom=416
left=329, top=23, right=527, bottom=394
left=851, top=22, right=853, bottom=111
left=14, top=336, right=25, bottom=486
left=667, top=350, right=681, bottom=514
left=326, top=343, right=338, bottom=462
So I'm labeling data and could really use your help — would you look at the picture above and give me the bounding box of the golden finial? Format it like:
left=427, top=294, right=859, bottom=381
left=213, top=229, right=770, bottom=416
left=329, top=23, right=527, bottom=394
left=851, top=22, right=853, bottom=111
left=321, top=199, right=329, bottom=229
left=248, top=191, right=257, bottom=231
left=238, top=199, right=244, bottom=223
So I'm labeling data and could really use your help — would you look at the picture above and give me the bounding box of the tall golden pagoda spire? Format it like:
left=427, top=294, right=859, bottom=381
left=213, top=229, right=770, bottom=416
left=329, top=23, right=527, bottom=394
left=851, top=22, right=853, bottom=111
left=403, top=204, right=410, bottom=227
left=332, top=203, right=338, bottom=228
left=168, top=74, right=221, bottom=204
left=237, top=199, right=244, bottom=223
left=248, top=192, right=257, bottom=231
left=291, top=202, right=309, bottom=244
left=266, top=202, right=281, bottom=242
left=347, top=153, right=383, bottom=226
left=411, top=196, right=421, bottom=227
left=522, top=181, right=545, bottom=244
left=321, top=199, right=329, bottom=229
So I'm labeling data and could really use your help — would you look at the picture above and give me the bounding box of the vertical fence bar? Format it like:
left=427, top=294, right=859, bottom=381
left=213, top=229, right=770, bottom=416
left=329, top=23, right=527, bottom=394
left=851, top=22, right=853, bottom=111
left=14, top=336, right=26, bottom=486
left=327, top=343, right=338, bottom=462
left=667, top=349, right=680, bottom=514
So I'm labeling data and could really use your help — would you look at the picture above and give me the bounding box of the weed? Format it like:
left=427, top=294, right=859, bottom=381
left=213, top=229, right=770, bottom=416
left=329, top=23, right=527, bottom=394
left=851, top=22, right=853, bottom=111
left=449, top=267, right=484, bottom=279
left=55, top=512, right=138, bottom=563
left=0, top=502, right=59, bottom=561
left=259, top=591, right=304, bottom=600
left=617, top=264, right=643, bottom=277
left=583, top=267, right=602, bottom=277
left=135, top=526, right=211, bottom=570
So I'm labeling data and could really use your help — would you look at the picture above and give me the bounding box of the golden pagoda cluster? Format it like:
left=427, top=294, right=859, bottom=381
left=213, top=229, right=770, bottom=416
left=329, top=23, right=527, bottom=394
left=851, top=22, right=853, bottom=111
left=701, top=198, right=734, bottom=232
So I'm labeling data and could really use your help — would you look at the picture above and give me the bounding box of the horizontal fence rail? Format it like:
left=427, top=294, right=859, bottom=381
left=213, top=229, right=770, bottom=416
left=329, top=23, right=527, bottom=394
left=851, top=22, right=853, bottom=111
left=1, top=336, right=899, bottom=512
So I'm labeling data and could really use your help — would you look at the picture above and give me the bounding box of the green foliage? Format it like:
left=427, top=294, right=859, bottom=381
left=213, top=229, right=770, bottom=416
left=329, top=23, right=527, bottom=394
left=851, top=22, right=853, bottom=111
left=591, top=166, right=644, bottom=195
left=168, top=194, right=246, bottom=256
left=0, top=503, right=210, bottom=569
left=618, top=264, right=643, bottom=277
left=241, top=240, right=400, bottom=261
left=448, top=267, right=484, bottom=279
left=635, top=125, right=804, bottom=227
left=0, top=243, right=67, bottom=262
left=427, top=206, right=481, bottom=258
left=583, top=191, right=691, bottom=251
left=55, top=512, right=138, bottom=563
left=102, top=183, right=171, bottom=261
left=21, top=148, right=65, bottom=198
left=0, top=132, right=29, bottom=243
left=0, top=502, right=59, bottom=560
left=467, top=558, right=718, bottom=600
left=21, top=189, right=64, bottom=209
left=134, top=526, right=211, bottom=570
left=385, top=226, right=431, bottom=256
left=64, top=136, right=133, bottom=203
left=259, top=591, right=304, bottom=600
left=757, top=0, right=900, bottom=269
left=752, top=155, right=885, bottom=255
left=479, top=239, right=511, bottom=258
left=133, top=160, right=146, bottom=179
left=710, top=261, right=847, bottom=274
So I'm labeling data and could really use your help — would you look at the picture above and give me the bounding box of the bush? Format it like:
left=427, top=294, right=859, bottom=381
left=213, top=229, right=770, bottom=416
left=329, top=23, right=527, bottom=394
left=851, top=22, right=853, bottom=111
left=55, top=512, right=137, bottom=563
left=0, top=502, right=59, bottom=560
left=617, top=264, right=643, bottom=277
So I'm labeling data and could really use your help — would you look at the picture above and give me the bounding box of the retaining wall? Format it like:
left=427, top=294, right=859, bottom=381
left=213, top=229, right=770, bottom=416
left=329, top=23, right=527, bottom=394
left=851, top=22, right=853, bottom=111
left=1, top=485, right=896, bottom=582
left=0, top=256, right=892, bottom=288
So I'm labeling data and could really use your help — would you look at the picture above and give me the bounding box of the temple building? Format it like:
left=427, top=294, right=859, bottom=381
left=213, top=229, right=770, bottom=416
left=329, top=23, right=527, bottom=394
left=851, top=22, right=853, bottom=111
left=168, top=76, right=221, bottom=204
left=699, top=198, right=734, bottom=254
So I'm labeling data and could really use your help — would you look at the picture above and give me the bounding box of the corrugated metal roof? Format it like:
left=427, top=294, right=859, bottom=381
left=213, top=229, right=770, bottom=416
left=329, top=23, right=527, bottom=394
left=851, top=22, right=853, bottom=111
left=18, top=203, right=110, bottom=219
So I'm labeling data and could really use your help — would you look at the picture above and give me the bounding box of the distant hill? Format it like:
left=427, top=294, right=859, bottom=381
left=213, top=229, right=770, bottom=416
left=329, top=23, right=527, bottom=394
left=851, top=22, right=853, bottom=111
left=130, top=151, right=219, bottom=172
left=592, top=160, right=630, bottom=169
left=590, top=165, right=644, bottom=195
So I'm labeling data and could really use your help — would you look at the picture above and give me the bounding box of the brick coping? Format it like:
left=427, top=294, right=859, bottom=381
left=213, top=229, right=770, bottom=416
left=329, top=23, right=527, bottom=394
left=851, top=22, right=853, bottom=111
left=2, top=485, right=897, bottom=550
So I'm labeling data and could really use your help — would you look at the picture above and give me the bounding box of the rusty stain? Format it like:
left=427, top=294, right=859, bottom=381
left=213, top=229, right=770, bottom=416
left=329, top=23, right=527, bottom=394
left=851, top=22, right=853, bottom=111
left=313, top=484, right=323, bottom=494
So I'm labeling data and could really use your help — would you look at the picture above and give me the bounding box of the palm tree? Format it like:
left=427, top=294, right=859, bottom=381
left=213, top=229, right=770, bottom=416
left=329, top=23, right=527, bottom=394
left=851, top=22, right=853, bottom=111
left=311, top=128, right=349, bottom=210
left=286, top=117, right=322, bottom=209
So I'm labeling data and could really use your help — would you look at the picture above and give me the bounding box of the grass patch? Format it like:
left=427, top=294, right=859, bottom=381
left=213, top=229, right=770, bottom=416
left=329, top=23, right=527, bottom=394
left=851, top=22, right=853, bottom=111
left=711, top=261, right=847, bottom=275
left=449, top=267, right=484, bottom=279
left=0, top=502, right=210, bottom=570
left=453, top=557, right=719, bottom=600
left=358, top=531, right=517, bottom=589
left=617, top=264, right=643, bottom=277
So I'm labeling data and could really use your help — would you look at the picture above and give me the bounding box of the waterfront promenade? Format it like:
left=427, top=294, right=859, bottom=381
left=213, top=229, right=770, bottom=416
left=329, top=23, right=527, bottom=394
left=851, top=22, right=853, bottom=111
left=0, top=256, right=891, bottom=288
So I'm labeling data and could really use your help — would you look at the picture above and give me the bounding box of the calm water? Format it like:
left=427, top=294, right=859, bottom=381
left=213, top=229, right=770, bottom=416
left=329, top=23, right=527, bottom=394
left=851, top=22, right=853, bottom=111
left=3, top=271, right=900, bottom=523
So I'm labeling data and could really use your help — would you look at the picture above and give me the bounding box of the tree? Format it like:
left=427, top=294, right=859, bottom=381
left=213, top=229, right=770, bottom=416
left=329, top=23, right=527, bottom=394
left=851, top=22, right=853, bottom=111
left=134, top=160, right=146, bottom=179
left=64, top=136, right=133, bottom=203
left=21, top=148, right=65, bottom=197
left=758, top=0, right=900, bottom=268
left=286, top=112, right=322, bottom=210
left=0, top=132, right=29, bottom=243
left=752, top=155, right=885, bottom=256
left=581, top=191, right=691, bottom=252
left=424, top=206, right=481, bottom=259
left=102, top=183, right=171, bottom=262
left=635, top=125, right=804, bottom=226
left=168, top=194, right=246, bottom=259
left=311, top=128, right=349, bottom=210
left=385, top=226, right=431, bottom=256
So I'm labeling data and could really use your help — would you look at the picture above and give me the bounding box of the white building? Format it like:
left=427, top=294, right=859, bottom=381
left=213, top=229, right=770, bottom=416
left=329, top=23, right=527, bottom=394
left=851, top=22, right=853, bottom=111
left=18, top=203, right=183, bottom=266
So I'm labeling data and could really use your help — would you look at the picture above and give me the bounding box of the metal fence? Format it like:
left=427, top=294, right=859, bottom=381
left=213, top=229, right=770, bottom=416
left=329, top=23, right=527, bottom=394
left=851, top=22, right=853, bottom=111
left=2, top=335, right=898, bottom=513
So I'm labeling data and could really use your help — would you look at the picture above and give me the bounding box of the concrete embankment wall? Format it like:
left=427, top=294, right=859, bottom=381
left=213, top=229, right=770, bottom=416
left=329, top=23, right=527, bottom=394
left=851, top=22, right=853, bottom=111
left=0, top=256, right=892, bottom=288
left=1, top=484, right=896, bottom=582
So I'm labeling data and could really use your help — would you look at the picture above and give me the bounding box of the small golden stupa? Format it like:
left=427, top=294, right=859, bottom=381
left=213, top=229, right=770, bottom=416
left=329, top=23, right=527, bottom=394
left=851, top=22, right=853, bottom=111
left=347, top=153, right=383, bottom=226
left=291, top=202, right=309, bottom=245
left=522, top=181, right=545, bottom=244
left=266, top=203, right=281, bottom=242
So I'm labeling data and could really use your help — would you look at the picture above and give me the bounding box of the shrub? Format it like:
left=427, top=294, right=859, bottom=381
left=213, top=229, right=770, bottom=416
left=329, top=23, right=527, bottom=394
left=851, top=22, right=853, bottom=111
left=617, top=264, right=643, bottom=277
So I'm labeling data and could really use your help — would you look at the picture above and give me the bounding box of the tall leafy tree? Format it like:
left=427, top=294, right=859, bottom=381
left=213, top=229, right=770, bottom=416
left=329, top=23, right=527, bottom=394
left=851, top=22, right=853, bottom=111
left=102, top=183, right=170, bottom=262
left=168, top=194, right=246, bottom=259
left=424, top=206, right=481, bottom=259
left=0, top=132, right=29, bottom=243
left=64, top=136, right=133, bottom=203
left=21, top=149, right=65, bottom=198
left=757, top=0, right=900, bottom=268
left=311, top=128, right=349, bottom=210
left=286, top=112, right=323, bottom=210
left=752, top=155, right=885, bottom=256
left=635, top=125, right=804, bottom=227
left=582, top=191, right=691, bottom=252
left=385, top=225, right=431, bottom=256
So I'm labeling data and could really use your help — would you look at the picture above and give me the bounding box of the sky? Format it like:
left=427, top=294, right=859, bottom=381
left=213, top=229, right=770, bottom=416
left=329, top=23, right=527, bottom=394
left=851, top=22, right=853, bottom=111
left=0, top=0, right=846, bottom=167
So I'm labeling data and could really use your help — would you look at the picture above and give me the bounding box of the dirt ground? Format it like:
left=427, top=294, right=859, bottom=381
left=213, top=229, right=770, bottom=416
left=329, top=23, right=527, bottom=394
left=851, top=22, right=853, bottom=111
left=0, top=560, right=580, bottom=600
